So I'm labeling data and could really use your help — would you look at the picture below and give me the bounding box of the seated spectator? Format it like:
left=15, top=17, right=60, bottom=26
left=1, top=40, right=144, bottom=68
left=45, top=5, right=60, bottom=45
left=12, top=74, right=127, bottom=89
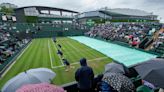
left=86, top=23, right=162, bottom=47
left=0, top=28, right=31, bottom=66
left=0, top=56, right=5, bottom=64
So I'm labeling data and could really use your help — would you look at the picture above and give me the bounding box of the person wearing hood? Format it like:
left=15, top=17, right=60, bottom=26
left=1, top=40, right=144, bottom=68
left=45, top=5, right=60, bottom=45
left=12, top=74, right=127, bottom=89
left=75, top=58, right=94, bottom=92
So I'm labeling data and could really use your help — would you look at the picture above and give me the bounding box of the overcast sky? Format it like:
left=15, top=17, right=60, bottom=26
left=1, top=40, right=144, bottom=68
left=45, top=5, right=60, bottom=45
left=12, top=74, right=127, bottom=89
left=0, top=0, right=164, bottom=22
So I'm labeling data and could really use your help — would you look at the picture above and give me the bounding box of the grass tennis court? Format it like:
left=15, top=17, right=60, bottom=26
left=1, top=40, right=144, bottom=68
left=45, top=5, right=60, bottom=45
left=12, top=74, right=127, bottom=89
left=0, top=37, right=112, bottom=88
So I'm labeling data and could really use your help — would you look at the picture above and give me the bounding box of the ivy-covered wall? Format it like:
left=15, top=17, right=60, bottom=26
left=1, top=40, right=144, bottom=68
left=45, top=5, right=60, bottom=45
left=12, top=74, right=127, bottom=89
left=25, top=16, right=38, bottom=23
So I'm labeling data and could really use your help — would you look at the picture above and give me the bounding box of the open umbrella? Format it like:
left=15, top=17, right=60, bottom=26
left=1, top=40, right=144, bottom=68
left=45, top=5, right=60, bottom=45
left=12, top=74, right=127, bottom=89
left=105, top=62, right=129, bottom=74
left=16, top=83, right=64, bottom=92
left=105, top=62, right=125, bottom=74
left=102, top=72, right=135, bottom=92
left=135, top=58, right=164, bottom=88
left=2, top=68, right=56, bottom=92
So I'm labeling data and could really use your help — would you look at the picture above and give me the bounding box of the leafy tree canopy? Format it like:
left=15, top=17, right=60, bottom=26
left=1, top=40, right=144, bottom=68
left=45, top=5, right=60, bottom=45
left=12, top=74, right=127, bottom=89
left=0, top=6, right=14, bottom=14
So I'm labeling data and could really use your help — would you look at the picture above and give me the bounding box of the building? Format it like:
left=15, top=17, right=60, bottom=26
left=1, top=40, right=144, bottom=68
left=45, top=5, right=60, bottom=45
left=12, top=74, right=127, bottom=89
left=76, top=8, right=158, bottom=24
left=0, top=3, right=18, bottom=9
left=14, top=6, right=78, bottom=23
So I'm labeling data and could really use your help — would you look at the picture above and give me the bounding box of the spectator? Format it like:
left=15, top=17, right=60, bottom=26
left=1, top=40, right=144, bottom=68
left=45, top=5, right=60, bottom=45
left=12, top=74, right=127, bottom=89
left=0, top=29, right=31, bottom=65
left=75, top=58, right=94, bottom=92
left=86, top=23, right=162, bottom=47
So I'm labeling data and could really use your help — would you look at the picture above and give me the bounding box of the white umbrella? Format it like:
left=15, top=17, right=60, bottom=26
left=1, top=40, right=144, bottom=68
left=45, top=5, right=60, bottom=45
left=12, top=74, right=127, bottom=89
left=2, top=68, right=56, bottom=92
left=27, top=68, right=55, bottom=83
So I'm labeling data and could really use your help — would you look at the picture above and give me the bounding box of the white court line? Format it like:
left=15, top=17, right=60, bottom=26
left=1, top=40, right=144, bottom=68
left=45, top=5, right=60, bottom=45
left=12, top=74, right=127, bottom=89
left=51, top=39, right=64, bottom=66
left=48, top=40, right=54, bottom=68
left=0, top=41, right=33, bottom=78
left=64, top=49, right=94, bottom=54
left=52, top=57, right=108, bottom=69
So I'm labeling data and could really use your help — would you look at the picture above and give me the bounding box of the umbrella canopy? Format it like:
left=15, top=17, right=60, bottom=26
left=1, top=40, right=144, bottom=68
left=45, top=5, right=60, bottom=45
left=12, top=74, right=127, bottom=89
left=27, top=68, right=55, bottom=83
left=2, top=68, right=56, bottom=92
left=105, top=62, right=125, bottom=74
left=105, top=62, right=129, bottom=74
left=16, top=83, right=64, bottom=92
left=102, top=72, right=135, bottom=92
left=135, top=58, right=164, bottom=88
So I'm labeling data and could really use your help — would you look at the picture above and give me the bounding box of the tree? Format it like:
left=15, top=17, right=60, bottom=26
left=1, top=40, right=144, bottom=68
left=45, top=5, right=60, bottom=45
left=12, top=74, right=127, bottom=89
left=0, top=6, right=14, bottom=14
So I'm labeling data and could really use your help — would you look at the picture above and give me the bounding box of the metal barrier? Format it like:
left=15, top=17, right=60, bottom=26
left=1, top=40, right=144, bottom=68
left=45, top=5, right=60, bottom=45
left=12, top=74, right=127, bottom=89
left=62, top=68, right=142, bottom=92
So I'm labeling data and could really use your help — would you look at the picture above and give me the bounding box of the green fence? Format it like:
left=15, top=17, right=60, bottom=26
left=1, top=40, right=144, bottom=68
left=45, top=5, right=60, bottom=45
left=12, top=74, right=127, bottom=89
left=33, top=29, right=86, bottom=38
left=3, top=23, right=89, bottom=38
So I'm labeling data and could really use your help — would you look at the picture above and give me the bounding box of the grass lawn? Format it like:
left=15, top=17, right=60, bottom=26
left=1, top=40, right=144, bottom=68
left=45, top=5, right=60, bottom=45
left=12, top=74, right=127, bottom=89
left=0, top=37, right=112, bottom=89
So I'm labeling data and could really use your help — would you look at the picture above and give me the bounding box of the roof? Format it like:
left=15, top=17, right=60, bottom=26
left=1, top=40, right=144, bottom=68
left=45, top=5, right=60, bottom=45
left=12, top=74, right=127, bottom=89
left=15, top=6, right=78, bottom=13
left=100, top=8, right=154, bottom=16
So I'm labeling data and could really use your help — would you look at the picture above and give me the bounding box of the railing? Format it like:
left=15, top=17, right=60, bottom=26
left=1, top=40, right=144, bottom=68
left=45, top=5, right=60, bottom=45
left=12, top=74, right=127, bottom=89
left=62, top=66, right=142, bottom=92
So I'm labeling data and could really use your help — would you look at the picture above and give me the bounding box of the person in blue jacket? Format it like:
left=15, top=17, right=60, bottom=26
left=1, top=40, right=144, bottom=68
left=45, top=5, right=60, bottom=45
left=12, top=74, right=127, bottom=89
left=75, top=58, right=94, bottom=92
left=62, top=58, right=74, bottom=71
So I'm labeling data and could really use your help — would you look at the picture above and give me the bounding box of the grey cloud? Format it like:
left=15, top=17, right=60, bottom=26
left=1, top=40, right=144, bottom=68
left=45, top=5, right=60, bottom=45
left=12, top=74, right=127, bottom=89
left=0, top=0, right=163, bottom=22
left=144, top=0, right=164, bottom=5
